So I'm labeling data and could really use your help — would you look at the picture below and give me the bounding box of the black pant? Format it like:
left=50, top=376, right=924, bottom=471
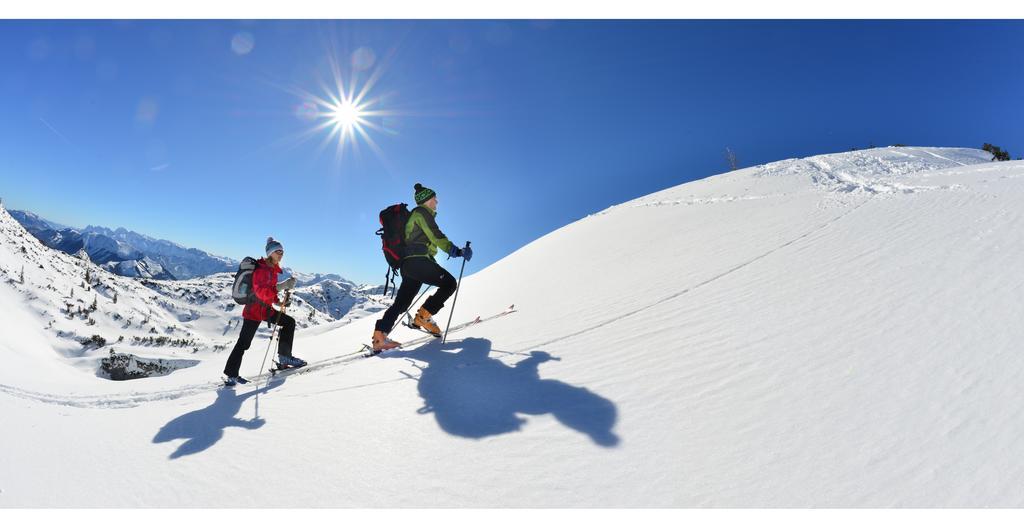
left=375, top=257, right=458, bottom=333
left=223, top=309, right=295, bottom=377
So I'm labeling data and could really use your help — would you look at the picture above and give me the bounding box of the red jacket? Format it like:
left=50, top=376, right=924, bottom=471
left=243, top=258, right=281, bottom=321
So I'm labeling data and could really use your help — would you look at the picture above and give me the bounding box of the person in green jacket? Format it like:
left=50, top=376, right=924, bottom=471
left=372, top=183, right=472, bottom=352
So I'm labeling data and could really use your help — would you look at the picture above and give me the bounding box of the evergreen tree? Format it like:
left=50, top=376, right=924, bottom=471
left=983, top=143, right=1011, bottom=161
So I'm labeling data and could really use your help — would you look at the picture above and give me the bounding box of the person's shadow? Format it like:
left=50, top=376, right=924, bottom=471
left=395, top=337, right=620, bottom=447
left=153, top=377, right=284, bottom=459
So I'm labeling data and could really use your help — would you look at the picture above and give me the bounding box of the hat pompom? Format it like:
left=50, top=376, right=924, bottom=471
left=267, top=236, right=274, bottom=244
left=414, top=183, right=423, bottom=192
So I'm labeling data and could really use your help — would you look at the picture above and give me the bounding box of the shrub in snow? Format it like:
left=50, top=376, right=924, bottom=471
left=99, top=351, right=199, bottom=381
left=80, top=335, right=106, bottom=348
left=983, top=143, right=1011, bottom=161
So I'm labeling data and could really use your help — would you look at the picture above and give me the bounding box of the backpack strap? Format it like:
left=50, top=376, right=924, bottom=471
left=384, top=266, right=398, bottom=298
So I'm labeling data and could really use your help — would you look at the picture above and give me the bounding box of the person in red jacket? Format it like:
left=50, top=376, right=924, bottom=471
left=223, top=237, right=305, bottom=385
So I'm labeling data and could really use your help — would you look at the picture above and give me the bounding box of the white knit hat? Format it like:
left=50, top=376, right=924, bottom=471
left=265, top=236, right=284, bottom=256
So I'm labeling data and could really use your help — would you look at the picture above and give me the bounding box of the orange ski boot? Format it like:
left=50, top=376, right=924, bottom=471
left=371, top=330, right=401, bottom=353
left=413, top=307, right=443, bottom=337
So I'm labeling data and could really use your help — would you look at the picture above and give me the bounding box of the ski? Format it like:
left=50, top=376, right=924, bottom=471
left=370, top=300, right=516, bottom=354
left=221, top=375, right=250, bottom=387
left=401, top=321, right=441, bottom=338
left=222, top=305, right=516, bottom=385
left=267, top=362, right=301, bottom=376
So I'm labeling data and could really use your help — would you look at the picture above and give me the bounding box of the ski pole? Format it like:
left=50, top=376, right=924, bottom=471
left=398, top=285, right=432, bottom=331
left=256, top=289, right=291, bottom=388
left=442, top=241, right=470, bottom=344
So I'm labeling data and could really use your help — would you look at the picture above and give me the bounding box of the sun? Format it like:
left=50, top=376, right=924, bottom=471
left=280, top=45, right=398, bottom=165
left=303, top=75, right=390, bottom=163
left=330, top=99, right=365, bottom=130
left=312, top=89, right=380, bottom=161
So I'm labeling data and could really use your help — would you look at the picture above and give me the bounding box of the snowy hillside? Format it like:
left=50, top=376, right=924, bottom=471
left=0, top=209, right=385, bottom=393
left=291, top=277, right=389, bottom=321
left=83, top=224, right=238, bottom=279
left=9, top=208, right=387, bottom=320
left=11, top=213, right=237, bottom=280
left=3, top=147, right=1024, bottom=507
left=102, top=255, right=176, bottom=280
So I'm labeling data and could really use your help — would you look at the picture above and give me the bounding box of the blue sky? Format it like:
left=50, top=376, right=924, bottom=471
left=1, top=20, right=1022, bottom=283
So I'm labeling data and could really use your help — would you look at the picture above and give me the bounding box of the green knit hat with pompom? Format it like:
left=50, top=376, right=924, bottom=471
left=414, top=183, right=436, bottom=205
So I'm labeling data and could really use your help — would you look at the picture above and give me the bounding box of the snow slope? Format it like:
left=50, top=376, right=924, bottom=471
left=2, top=147, right=1023, bottom=507
left=10, top=209, right=389, bottom=320
left=0, top=210, right=368, bottom=394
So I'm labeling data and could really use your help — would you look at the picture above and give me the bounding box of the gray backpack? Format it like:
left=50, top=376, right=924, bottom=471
left=231, top=257, right=260, bottom=305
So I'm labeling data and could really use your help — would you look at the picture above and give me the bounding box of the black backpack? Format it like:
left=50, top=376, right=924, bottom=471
left=231, top=257, right=260, bottom=305
left=376, top=203, right=410, bottom=296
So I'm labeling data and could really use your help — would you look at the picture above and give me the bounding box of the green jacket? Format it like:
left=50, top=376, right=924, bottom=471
left=405, top=205, right=454, bottom=261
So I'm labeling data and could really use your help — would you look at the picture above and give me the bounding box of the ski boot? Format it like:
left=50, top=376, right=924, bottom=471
left=371, top=330, right=401, bottom=354
left=224, top=375, right=249, bottom=386
left=412, top=307, right=442, bottom=337
left=276, top=354, right=307, bottom=369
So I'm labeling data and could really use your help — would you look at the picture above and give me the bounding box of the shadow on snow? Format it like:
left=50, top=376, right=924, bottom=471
left=153, top=377, right=284, bottom=459
left=393, top=337, right=620, bottom=447
left=153, top=337, right=619, bottom=458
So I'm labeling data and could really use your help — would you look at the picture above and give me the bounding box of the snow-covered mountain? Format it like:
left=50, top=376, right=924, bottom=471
left=288, top=270, right=349, bottom=288
left=0, top=206, right=385, bottom=391
left=10, top=213, right=237, bottom=280
left=291, top=277, right=390, bottom=322
left=7, top=209, right=53, bottom=233
left=9, top=210, right=387, bottom=317
left=81, top=224, right=238, bottom=280
left=103, top=255, right=176, bottom=280
left=9, top=209, right=89, bottom=255
left=3, top=147, right=1023, bottom=507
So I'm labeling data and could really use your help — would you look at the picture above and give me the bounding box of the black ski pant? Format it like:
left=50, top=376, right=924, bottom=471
left=223, top=309, right=295, bottom=377
left=375, top=256, right=458, bottom=333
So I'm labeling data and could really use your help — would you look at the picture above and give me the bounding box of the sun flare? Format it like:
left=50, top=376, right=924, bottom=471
left=330, top=100, right=364, bottom=130
left=282, top=44, right=399, bottom=165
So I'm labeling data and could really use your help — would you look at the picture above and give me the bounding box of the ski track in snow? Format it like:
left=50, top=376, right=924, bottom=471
left=626, top=195, right=772, bottom=208
left=512, top=195, right=874, bottom=354
left=920, top=149, right=968, bottom=167
left=0, top=347, right=380, bottom=408
left=602, top=147, right=975, bottom=215
left=0, top=309, right=518, bottom=409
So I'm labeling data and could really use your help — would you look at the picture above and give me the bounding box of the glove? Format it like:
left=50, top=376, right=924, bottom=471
left=461, top=245, right=473, bottom=262
left=447, top=244, right=462, bottom=259
left=276, top=277, right=297, bottom=292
